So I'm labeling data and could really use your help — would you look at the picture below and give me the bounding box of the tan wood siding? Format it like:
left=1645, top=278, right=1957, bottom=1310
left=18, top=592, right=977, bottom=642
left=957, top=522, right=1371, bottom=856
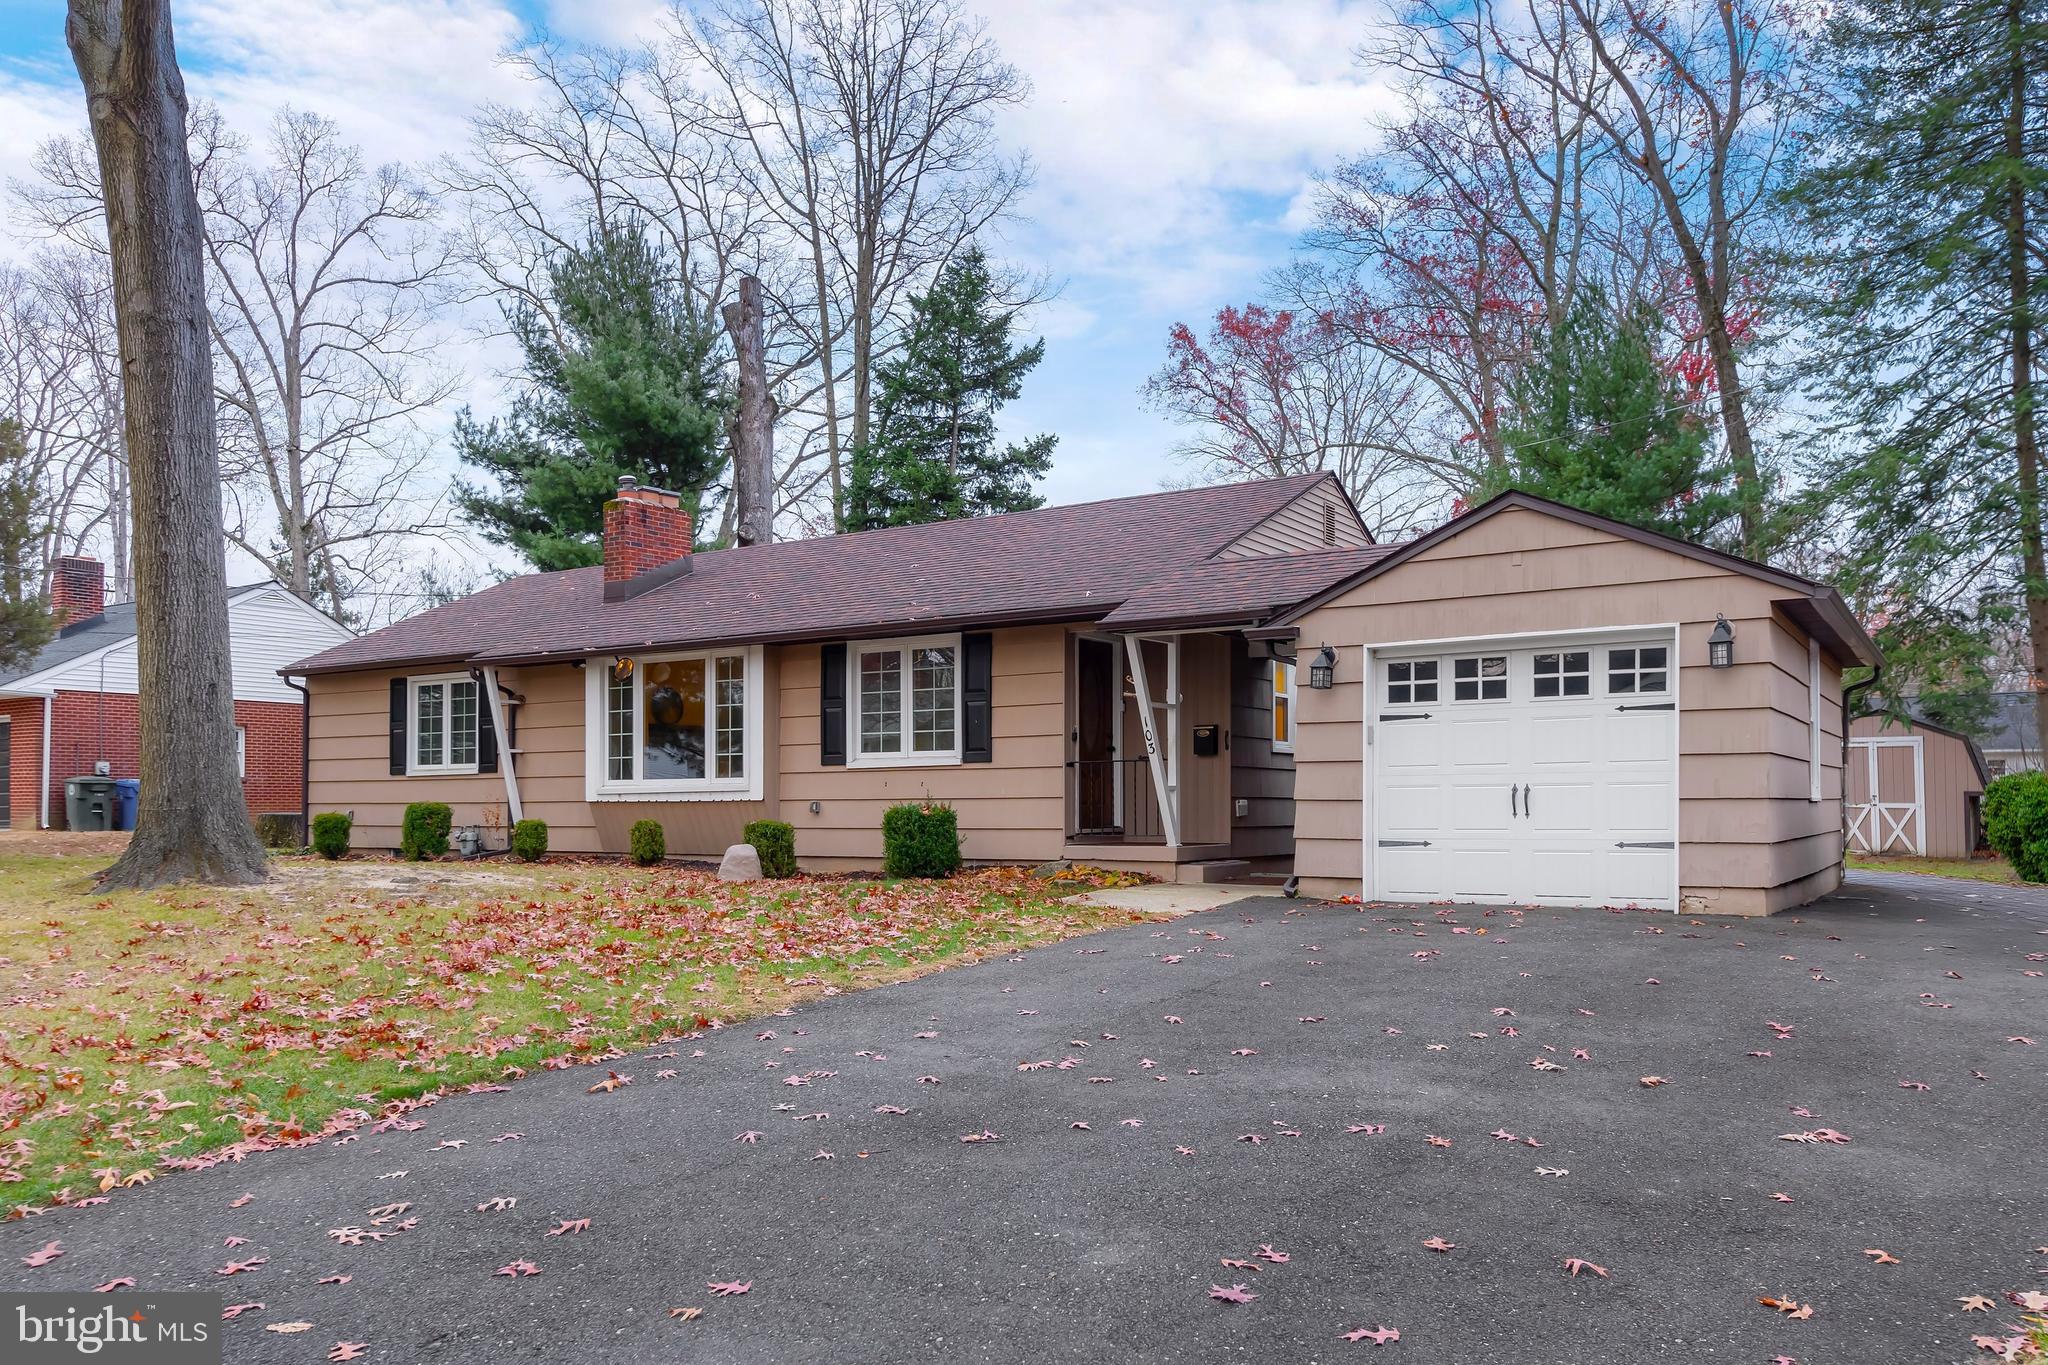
left=1217, top=482, right=1371, bottom=558
left=1228, top=634, right=1295, bottom=863
left=1289, top=507, right=1850, bottom=915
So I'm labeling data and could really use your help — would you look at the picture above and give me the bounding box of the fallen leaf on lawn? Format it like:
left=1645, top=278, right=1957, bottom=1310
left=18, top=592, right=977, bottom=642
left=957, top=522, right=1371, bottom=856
left=1562, top=1258, right=1608, bottom=1278
left=708, top=1280, right=751, bottom=1296
left=22, top=1241, right=62, bottom=1268
left=1209, top=1283, right=1258, bottom=1304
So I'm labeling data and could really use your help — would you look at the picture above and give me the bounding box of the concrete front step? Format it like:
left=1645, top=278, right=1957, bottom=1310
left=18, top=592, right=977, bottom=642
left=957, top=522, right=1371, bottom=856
left=1173, top=858, right=1252, bottom=885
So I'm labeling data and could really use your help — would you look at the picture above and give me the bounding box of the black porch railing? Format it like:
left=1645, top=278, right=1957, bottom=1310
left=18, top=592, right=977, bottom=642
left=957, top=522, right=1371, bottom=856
left=1068, top=757, right=1164, bottom=842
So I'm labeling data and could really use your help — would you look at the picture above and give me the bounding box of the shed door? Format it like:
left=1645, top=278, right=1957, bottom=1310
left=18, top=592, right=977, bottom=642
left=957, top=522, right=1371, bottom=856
left=1846, top=737, right=1923, bottom=855
left=1369, top=634, right=1677, bottom=911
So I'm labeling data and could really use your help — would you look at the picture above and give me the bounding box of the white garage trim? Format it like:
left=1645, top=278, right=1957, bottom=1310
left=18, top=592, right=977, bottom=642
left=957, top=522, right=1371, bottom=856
left=1361, top=622, right=1683, bottom=912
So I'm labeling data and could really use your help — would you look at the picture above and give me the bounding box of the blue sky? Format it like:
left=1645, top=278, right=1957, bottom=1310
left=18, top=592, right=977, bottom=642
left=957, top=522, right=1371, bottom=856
left=0, top=0, right=1393, bottom=510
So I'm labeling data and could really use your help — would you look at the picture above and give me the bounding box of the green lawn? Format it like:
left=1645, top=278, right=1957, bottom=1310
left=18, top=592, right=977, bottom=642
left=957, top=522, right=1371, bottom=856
left=1846, top=852, right=2023, bottom=884
left=0, top=848, right=1145, bottom=1212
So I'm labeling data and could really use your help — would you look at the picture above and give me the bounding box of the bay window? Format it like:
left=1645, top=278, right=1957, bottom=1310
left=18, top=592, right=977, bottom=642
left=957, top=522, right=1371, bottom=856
left=851, top=634, right=960, bottom=766
left=586, top=646, right=763, bottom=799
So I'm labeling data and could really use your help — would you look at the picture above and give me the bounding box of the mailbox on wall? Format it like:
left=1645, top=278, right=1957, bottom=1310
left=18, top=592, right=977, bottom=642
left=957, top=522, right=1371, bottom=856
left=1192, top=725, right=1220, bottom=757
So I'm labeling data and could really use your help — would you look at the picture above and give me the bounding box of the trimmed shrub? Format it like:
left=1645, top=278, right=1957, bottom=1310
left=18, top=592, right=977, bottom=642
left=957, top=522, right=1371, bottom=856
left=881, top=802, right=961, bottom=879
left=400, top=802, right=453, bottom=861
left=629, top=818, right=667, bottom=866
left=1983, top=771, right=2048, bottom=881
left=744, top=819, right=798, bottom=878
left=310, top=811, right=352, bottom=860
left=510, top=818, right=549, bottom=863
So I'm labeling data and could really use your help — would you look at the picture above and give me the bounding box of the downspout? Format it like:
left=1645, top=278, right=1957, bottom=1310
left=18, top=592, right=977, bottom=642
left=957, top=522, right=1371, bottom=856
left=40, top=693, right=52, bottom=830
left=284, top=673, right=310, bottom=845
left=1840, top=662, right=1882, bottom=878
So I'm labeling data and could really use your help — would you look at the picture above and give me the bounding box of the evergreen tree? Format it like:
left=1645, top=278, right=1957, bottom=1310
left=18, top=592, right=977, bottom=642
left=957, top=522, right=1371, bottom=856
left=456, top=224, right=728, bottom=570
left=1477, top=288, right=1736, bottom=544
left=846, top=246, right=1055, bottom=531
left=0, top=420, right=53, bottom=673
left=1787, top=0, right=2048, bottom=730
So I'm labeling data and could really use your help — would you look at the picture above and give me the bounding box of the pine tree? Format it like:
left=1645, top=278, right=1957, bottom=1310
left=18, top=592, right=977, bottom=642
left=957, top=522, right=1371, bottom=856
left=846, top=246, right=1055, bottom=531
left=0, top=420, right=54, bottom=673
left=1478, top=288, right=1736, bottom=544
left=456, top=224, right=728, bottom=570
left=1787, top=0, right=2048, bottom=729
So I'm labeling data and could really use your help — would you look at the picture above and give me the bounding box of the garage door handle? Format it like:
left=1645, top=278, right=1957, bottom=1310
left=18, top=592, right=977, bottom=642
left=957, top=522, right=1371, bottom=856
left=1379, top=712, right=1433, bottom=721
left=1377, top=839, right=1432, bottom=848
left=1522, top=783, right=1531, bottom=816
left=1615, top=702, right=1675, bottom=711
left=1615, top=841, right=1675, bottom=849
left=1510, top=785, right=1518, bottom=817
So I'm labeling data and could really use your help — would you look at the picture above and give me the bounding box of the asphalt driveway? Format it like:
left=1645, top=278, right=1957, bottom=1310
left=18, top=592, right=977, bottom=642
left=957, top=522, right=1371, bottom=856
left=5, top=873, right=2043, bottom=1364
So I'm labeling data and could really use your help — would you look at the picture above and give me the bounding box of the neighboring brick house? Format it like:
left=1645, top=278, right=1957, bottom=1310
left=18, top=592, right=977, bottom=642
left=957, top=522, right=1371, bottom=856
left=0, top=557, right=354, bottom=830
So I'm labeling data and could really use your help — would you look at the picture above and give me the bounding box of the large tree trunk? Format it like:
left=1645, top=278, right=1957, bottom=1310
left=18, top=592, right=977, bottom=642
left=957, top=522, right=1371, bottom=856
left=2003, top=0, right=2048, bottom=750
left=67, top=0, right=267, bottom=888
left=722, top=274, right=776, bottom=547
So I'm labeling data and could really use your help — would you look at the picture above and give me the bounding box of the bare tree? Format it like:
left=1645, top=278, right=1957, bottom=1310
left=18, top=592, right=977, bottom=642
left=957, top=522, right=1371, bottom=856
left=724, top=273, right=776, bottom=545
left=64, top=0, right=265, bottom=886
left=671, top=0, right=1032, bottom=525
left=191, top=107, right=457, bottom=620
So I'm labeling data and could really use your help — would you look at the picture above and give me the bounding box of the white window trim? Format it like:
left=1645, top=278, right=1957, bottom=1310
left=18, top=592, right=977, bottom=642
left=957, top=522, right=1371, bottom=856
left=582, top=645, right=765, bottom=802
left=848, top=632, right=963, bottom=769
left=409, top=672, right=480, bottom=776
left=1271, top=659, right=1296, bottom=754
left=1808, top=637, right=1824, bottom=803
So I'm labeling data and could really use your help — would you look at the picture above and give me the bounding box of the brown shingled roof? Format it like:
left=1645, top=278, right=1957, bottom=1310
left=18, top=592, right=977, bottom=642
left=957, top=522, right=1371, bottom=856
left=1098, top=544, right=1402, bottom=630
left=284, top=473, right=1347, bottom=675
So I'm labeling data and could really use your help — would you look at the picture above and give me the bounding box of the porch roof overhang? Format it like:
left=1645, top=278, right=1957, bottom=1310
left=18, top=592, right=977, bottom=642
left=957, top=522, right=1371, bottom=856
left=1095, top=545, right=1397, bottom=633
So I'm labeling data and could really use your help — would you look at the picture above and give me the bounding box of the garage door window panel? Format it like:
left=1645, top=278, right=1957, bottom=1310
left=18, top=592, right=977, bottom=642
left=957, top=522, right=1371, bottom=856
left=1387, top=659, right=1439, bottom=704
left=1451, top=655, right=1508, bottom=702
left=1531, top=651, right=1590, bottom=699
left=1606, top=646, right=1668, bottom=696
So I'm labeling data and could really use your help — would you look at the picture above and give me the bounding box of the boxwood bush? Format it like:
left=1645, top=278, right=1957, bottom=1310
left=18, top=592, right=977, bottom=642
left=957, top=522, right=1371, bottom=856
left=510, top=818, right=549, bottom=863
left=744, top=819, right=797, bottom=878
left=881, top=802, right=960, bottom=879
left=629, top=818, right=667, bottom=866
left=400, top=802, right=453, bottom=861
left=310, top=810, right=352, bottom=860
left=1982, top=770, right=2048, bottom=881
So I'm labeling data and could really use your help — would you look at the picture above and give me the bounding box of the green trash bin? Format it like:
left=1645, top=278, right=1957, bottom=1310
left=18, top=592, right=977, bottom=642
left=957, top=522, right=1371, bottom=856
left=65, top=776, right=118, bottom=831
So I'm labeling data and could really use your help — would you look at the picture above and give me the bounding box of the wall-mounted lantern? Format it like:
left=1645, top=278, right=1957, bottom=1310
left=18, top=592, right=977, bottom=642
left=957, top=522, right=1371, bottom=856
left=1707, top=616, right=1735, bottom=669
left=611, top=655, right=636, bottom=681
left=1308, top=643, right=1338, bottom=690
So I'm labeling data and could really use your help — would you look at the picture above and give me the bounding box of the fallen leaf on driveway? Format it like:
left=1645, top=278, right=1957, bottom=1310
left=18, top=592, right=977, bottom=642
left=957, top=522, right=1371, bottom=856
left=495, top=1261, right=542, bottom=1277
left=1861, top=1248, right=1899, bottom=1265
left=21, top=1241, right=62, bottom=1268
left=265, top=1322, right=313, bottom=1334
left=1958, top=1295, right=1994, bottom=1312
left=1255, top=1244, right=1289, bottom=1264
left=669, top=1307, right=702, bottom=1321
left=1342, top=1325, right=1400, bottom=1344
left=221, top=1303, right=264, bottom=1319
left=546, top=1218, right=590, bottom=1237
left=1209, top=1284, right=1258, bottom=1304
left=93, top=1278, right=135, bottom=1292
left=708, top=1280, right=751, bottom=1296
left=1639, top=1076, right=1669, bottom=1087
left=216, top=1258, right=267, bottom=1276
left=328, top=1345, right=368, bottom=1362
left=1562, top=1258, right=1608, bottom=1278
left=1423, top=1236, right=1456, bottom=1252
left=318, top=1275, right=352, bottom=1286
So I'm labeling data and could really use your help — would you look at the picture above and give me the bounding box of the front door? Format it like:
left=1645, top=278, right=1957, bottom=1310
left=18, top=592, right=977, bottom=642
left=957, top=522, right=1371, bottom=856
left=1075, top=637, right=1119, bottom=833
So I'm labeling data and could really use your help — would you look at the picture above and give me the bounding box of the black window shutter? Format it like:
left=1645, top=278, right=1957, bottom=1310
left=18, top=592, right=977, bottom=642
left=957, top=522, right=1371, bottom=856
left=476, top=678, right=499, bottom=774
left=388, top=677, right=408, bottom=775
left=820, top=643, right=847, bottom=766
left=962, top=632, right=994, bottom=763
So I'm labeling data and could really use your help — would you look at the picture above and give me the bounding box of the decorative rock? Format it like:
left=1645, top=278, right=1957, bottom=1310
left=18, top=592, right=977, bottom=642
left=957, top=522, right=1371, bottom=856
left=718, top=843, right=763, bottom=882
left=1030, top=859, right=1073, bottom=879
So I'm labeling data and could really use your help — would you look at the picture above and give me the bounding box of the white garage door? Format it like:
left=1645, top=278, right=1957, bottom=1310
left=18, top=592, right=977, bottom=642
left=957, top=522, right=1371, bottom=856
left=1368, top=633, right=1679, bottom=911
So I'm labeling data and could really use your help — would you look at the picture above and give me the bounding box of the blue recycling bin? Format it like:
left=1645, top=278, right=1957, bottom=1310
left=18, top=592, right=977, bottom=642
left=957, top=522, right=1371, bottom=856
left=113, top=778, right=140, bottom=831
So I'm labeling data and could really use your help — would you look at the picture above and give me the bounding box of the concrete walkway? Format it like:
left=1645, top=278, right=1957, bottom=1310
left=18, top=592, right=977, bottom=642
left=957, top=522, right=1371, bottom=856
left=1070, top=882, right=1281, bottom=915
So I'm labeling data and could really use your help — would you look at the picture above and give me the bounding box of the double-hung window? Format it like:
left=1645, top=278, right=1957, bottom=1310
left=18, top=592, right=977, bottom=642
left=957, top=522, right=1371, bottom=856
left=410, top=675, right=479, bottom=774
left=850, top=634, right=960, bottom=766
left=592, top=647, right=759, bottom=797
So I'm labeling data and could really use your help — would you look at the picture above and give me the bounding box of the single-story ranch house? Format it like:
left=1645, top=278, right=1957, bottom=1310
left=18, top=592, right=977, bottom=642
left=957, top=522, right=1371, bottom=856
left=282, top=473, right=1878, bottom=916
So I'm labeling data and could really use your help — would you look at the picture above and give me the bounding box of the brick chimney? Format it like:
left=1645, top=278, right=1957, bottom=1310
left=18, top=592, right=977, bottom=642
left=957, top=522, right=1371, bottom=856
left=603, top=476, right=693, bottom=602
left=50, top=555, right=105, bottom=625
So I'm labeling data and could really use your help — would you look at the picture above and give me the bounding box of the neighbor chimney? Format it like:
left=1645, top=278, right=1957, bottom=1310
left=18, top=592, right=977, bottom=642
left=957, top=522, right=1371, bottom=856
left=50, top=555, right=105, bottom=625
left=603, top=475, right=693, bottom=602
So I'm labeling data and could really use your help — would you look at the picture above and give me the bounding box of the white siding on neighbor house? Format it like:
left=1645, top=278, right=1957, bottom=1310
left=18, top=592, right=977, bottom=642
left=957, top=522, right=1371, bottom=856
left=29, top=586, right=354, bottom=703
left=1216, top=481, right=1372, bottom=558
